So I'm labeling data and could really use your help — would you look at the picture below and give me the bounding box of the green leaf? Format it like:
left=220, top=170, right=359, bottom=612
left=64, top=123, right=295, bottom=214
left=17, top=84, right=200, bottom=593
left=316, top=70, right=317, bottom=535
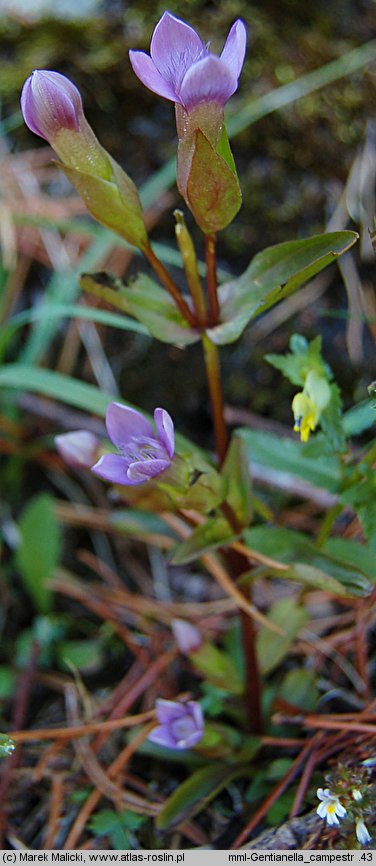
left=278, top=669, right=319, bottom=712
left=57, top=639, right=104, bottom=674
left=208, top=232, right=358, bottom=345
left=323, top=537, right=376, bottom=583
left=257, top=598, right=309, bottom=675
left=185, top=130, right=242, bottom=234
left=123, top=273, right=199, bottom=347
left=16, top=494, right=61, bottom=613
left=89, top=809, right=145, bottom=849
left=0, top=303, right=149, bottom=363
left=156, top=763, right=243, bottom=831
left=266, top=335, right=326, bottom=387
left=239, top=428, right=341, bottom=492
left=80, top=271, right=198, bottom=348
left=343, top=400, right=376, bottom=436
left=170, top=517, right=236, bottom=566
left=244, top=526, right=373, bottom=595
left=221, top=433, right=253, bottom=525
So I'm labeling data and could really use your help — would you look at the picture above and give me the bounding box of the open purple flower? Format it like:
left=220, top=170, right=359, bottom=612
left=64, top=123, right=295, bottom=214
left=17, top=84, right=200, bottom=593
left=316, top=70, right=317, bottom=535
left=91, top=402, right=174, bottom=486
left=129, top=11, right=246, bottom=112
left=148, top=699, right=204, bottom=750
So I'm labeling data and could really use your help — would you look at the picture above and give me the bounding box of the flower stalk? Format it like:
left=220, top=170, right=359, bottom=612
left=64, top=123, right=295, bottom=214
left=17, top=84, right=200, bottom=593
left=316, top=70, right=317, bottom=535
left=205, top=233, right=220, bottom=326
left=201, top=333, right=228, bottom=465
left=174, top=210, right=207, bottom=326
left=142, top=240, right=197, bottom=328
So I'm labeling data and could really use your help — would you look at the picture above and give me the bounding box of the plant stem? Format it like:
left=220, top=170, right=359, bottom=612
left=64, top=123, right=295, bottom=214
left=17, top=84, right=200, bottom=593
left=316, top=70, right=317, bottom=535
left=202, top=333, right=228, bottom=464
left=205, top=233, right=220, bottom=326
left=174, top=211, right=207, bottom=326
left=143, top=240, right=197, bottom=328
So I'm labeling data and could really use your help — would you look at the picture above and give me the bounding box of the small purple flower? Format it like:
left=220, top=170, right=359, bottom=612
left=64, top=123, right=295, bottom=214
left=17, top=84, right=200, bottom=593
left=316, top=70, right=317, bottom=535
left=21, top=70, right=83, bottom=142
left=55, top=430, right=100, bottom=468
left=129, top=11, right=246, bottom=112
left=91, top=402, right=174, bottom=486
left=148, top=699, right=204, bottom=750
left=171, top=619, right=202, bottom=654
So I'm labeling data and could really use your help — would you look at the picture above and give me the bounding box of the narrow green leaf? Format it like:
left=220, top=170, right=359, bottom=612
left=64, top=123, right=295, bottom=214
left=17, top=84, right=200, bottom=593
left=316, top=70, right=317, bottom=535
left=257, top=598, right=309, bottom=675
left=208, top=232, right=358, bottom=345
left=244, top=526, right=373, bottom=596
left=240, top=428, right=341, bottom=492
left=16, top=494, right=61, bottom=613
left=170, top=517, right=236, bottom=566
left=156, top=763, right=242, bottom=831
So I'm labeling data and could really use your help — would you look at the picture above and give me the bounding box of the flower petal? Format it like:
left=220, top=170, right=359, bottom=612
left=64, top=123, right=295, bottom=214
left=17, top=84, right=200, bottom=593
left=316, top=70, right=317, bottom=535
left=127, top=458, right=170, bottom=482
left=155, top=699, right=187, bottom=725
left=21, top=70, right=82, bottom=141
left=177, top=727, right=203, bottom=749
left=220, top=20, right=247, bottom=80
left=179, top=55, right=237, bottom=110
left=128, top=51, right=178, bottom=102
left=91, top=453, right=130, bottom=484
left=150, top=11, right=205, bottom=91
left=55, top=430, right=100, bottom=468
left=154, top=408, right=175, bottom=458
left=105, top=402, right=153, bottom=450
left=148, top=724, right=180, bottom=749
left=189, top=700, right=205, bottom=731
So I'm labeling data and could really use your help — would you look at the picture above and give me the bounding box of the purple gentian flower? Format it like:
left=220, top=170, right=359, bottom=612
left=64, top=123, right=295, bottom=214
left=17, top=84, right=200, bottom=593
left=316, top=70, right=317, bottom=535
left=129, top=11, right=246, bottom=112
left=148, top=699, right=204, bottom=750
left=55, top=430, right=100, bottom=468
left=21, top=70, right=84, bottom=142
left=91, top=402, right=174, bottom=486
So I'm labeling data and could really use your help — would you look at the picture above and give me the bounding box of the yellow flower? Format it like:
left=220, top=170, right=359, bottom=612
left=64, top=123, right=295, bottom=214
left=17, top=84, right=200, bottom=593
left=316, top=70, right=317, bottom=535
left=292, top=371, right=331, bottom=442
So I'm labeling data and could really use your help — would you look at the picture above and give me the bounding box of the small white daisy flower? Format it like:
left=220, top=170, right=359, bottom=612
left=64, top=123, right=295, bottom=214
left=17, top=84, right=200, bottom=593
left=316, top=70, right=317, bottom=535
left=316, top=788, right=347, bottom=826
left=356, top=819, right=372, bottom=846
left=352, top=789, right=363, bottom=802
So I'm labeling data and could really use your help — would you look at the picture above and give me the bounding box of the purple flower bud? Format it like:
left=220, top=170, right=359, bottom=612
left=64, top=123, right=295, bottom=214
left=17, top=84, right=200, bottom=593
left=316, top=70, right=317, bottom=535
left=91, top=402, right=174, bottom=486
left=148, top=699, right=204, bottom=750
left=172, top=619, right=202, bottom=654
left=129, top=12, right=246, bottom=112
left=55, top=430, right=101, bottom=468
left=21, top=70, right=83, bottom=142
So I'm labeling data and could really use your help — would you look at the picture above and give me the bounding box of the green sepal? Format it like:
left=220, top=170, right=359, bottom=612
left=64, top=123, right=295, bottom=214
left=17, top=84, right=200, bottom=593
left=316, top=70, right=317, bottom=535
left=58, top=158, right=147, bottom=249
left=216, top=123, right=238, bottom=176
left=208, top=231, right=358, bottom=345
left=158, top=454, right=227, bottom=514
left=182, top=129, right=242, bottom=234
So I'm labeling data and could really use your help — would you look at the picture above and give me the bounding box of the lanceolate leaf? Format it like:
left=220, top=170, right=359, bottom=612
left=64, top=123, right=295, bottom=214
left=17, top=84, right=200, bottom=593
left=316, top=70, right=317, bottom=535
left=156, top=762, right=244, bottom=831
left=80, top=272, right=199, bottom=348
left=208, top=231, right=358, bottom=345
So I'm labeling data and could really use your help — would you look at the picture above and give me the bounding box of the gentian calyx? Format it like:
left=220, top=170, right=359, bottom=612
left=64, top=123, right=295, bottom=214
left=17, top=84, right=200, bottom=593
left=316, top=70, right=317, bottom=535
left=92, top=402, right=174, bottom=486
